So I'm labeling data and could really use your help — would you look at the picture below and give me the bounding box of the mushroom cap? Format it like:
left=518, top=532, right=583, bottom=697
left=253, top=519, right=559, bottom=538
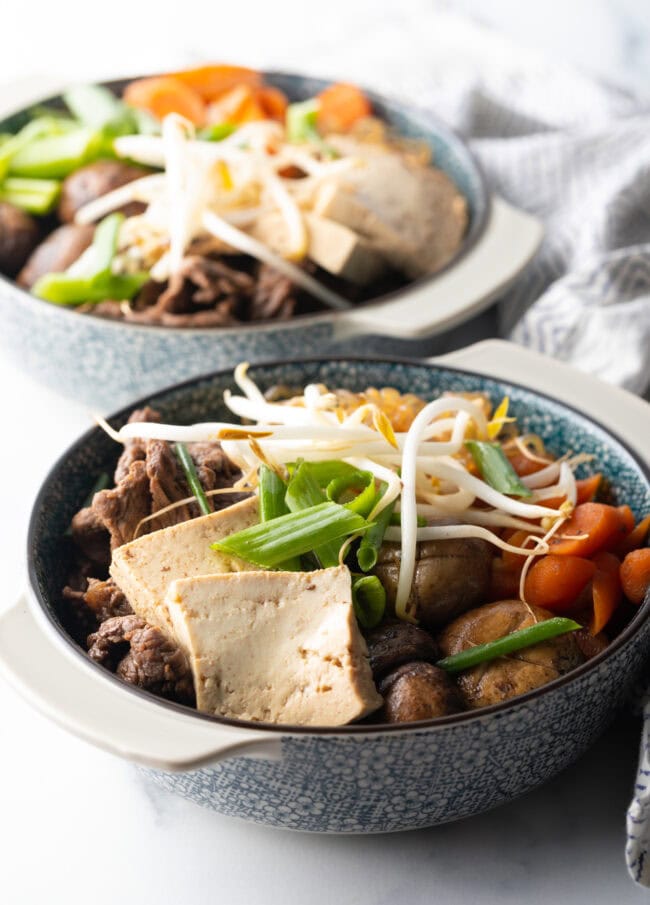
left=378, top=661, right=463, bottom=723
left=375, top=538, right=492, bottom=630
left=438, top=598, right=585, bottom=710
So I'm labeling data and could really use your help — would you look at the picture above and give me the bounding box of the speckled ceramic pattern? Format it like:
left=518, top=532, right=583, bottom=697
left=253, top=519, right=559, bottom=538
left=0, top=73, right=487, bottom=410
left=28, top=359, right=650, bottom=833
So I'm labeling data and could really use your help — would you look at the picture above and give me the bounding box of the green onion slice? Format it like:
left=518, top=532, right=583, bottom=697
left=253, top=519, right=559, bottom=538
left=175, top=442, right=211, bottom=517
left=351, top=574, right=386, bottom=629
left=258, top=464, right=301, bottom=570
left=211, top=502, right=370, bottom=570
left=465, top=440, right=532, bottom=498
left=357, top=483, right=395, bottom=572
left=436, top=617, right=581, bottom=674
left=326, top=470, right=376, bottom=516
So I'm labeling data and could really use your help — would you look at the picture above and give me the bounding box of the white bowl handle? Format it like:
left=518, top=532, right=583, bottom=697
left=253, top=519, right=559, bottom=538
left=0, top=596, right=282, bottom=772
left=432, top=340, right=650, bottom=466
left=334, top=197, right=543, bottom=340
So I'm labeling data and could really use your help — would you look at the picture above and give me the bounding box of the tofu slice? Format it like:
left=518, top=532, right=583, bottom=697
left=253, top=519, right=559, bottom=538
left=250, top=210, right=387, bottom=285
left=110, top=496, right=258, bottom=638
left=165, top=566, right=383, bottom=726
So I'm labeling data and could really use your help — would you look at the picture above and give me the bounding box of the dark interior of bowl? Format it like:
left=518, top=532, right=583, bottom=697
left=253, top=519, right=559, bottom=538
left=28, top=358, right=650, bottom=729
left=0, top=72, right=488, bottom=320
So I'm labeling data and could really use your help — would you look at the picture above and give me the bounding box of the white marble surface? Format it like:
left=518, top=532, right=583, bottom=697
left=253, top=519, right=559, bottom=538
left=2, top=3, right=650, bottom=902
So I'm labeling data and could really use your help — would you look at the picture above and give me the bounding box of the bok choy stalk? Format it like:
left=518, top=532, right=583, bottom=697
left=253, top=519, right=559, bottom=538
left=211, top=502, right=371, bottom=569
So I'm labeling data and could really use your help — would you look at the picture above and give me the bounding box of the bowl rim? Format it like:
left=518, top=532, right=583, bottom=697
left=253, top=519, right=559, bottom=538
left=27, top=353, right=650, bottom=736
left=0, top=69, right=490, bottom=337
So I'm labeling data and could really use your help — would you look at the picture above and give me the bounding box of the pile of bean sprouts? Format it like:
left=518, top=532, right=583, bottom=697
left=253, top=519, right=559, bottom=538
left=75, top=114, right=362, bottom=310
left=100, top=363, right=583, bottom=622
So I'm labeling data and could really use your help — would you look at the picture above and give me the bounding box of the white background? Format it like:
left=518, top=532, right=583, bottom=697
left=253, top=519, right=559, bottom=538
left=1, top=2, right=650, bottom=903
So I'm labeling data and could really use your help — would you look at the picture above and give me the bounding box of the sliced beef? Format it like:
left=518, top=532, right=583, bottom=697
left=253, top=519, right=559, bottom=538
left=114, top=406, right=161, bottom=483
left=0, top=202, right=40, bottom=277
left=93, top=459, right=152, bottom=550
left=87, top=615, right=195, bottom=704
left=250, top=264, right=296, bottom=320
left=83, top=578, right=133, bottom=622
left=58, top=160, right=151, bottom=223
left=145, top=438, right=194, bottom=528
left=17, top=223, right=95, bottom=288
left=71, top=505, right=111, bottom=569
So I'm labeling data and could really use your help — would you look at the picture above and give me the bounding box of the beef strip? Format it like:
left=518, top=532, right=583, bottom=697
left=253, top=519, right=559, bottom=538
left=114, top=406, right=161, bottom=483
left=92, top=459, right=152, bottom=550
left=87, top=615, right=195, bottom=704
left=249, top=264, right=296, bottom=320
left=83, top=578, right=133, bottom=622
left=71, top=505, right=111, bottom=570
left=146, top=439, right=194, bottom=528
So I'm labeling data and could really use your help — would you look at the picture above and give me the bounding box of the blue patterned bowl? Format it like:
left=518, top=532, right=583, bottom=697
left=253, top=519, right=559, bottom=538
left=0, top=73, right=499, bottom=409
left=18, top=356, right=650, bottom=833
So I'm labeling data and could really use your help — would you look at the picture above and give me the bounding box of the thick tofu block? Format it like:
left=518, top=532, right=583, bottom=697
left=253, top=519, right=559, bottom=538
left=110, top=497, right=258, bottom=637
left=165, top=565, right=383, bottom=726
left=250, top=210, right=387, bottom=284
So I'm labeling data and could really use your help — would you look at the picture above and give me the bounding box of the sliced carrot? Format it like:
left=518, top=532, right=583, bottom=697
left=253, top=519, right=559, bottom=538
left=617, top=514, right=650, bottom=555
left=317, top=83, right=372, bottom=133
left=524, top=554, right=596, bottom=612
left=257, top=85, right=288, bottom=121
left=206, top=84, right=266, bottom=125
left=591, top=551, right=623, bottom=634
left=617, top=505, right=636, bottom=534
left=172, top=64, right=261, bottom=101
left=576, top=473, right=602, bottom=504
left=504, top=448, right=552, bottom=477
left=124, top=76, right=206, bottom=125
left=538, top=495, right=567, bottom=510
left=620, top=548, right=650, bottom=605
left=549, top=503, right=628, bottom=558
left=501, top=530, right=536, bottom=570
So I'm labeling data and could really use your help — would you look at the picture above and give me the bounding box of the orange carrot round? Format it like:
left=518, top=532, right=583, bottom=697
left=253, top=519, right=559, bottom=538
left=257, top=85, right=288, bottom=121
left=124, top=76, right=206, bottom=125
left=576, top=473, right=602, bottom=504
left=591, top=551, right=623, bottom=634
left=488, top=560, right=523, bottom=601
left=317, top=83, right=372, bottom=133
left=505, top=449, right=551, bottom=477
left=172, top=64, right=261, bottom=101
left=617, top=514, right=650, bottom=556
left=524, top=554, right=596, bottom=612
left=549, top=503, right=628, bottom=558
left=617, top=505, right=636, bottom=534
left=620, top=548, right=650, bottom=605
left=501, top=530, right=536, bottom=570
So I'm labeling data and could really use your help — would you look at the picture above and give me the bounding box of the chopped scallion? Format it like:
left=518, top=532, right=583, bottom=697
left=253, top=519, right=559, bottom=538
left=436, top=617, right=581, bottom=673
left=175, top=442, right=211, bottom=517
left=352, top=574, right=386, bottom=629
left=211, top=502, right=370, bottom=569
left=465, top=440, right=532, bottom=498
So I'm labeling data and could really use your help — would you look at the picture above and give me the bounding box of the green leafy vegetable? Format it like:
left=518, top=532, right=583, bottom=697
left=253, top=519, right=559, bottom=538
left=211, top=502, right=370, bottom=570
left=0, top=176, right=60, bottom=214
left=351, top=574, right=386, bottom=629
left=175, top=442, right=211, bottom=517
left=436, top=617, right=581, bottom=673
left=465, top=440, right=532, bottom=498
